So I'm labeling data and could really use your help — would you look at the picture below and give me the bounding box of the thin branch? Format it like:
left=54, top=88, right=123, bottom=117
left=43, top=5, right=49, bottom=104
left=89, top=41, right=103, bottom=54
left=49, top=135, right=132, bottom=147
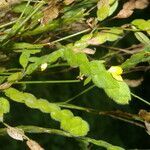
left=100, top=45, right=134, bottom=54
left=13, top=80, right=81, bottom=84
left=0, top=125, right=72, bottom=137
left=0, top=20, right=16, bottom=29
left=97, top=26, right=150, bottom=32
left=42, top=28, right=91, bottom=46
left=131, top=92, right=150, bottom=106
left=0, top=125, right=124, bottom=149
left=64, top=85, right=95, bottom=103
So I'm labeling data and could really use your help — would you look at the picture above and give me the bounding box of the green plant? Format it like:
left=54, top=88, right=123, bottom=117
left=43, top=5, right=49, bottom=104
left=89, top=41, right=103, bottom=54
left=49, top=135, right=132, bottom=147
left=0, top=0, right=150, bottom=149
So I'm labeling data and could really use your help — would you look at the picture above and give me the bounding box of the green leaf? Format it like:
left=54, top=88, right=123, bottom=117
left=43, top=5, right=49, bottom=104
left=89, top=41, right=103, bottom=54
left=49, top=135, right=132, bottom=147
left=0, top=97, right=10, bottom=114
left=132, top=19, right=150, bottom=35
left=88, top=32, right=108, bottom=45
left=89, top=61, right=131, bottom=104
left=28, top=57, right=39, bottom=62
left=24, top=93, right=38, bottom=109
left=107, top=28, right=123, bottom=42
left=4, top=88, right=25, bottom=103
left=109, top=0, right=118, bottom=16
left=85, top=137, right=124, bottom=150
left=25, top=62, right=40, bottom=75
left=63, top=8, right=86, bottom=24
left=61, top=116, right=89, bottom=137
left=0, top=97, right=10, bottom=121
left=0, top=76, right=6, bottom=84
left=121, top=49, right=150, bottom=69
left=12, top=3, right=33, bottom=15
left=64, top=48, right=89, bottom=68
left=0, top=67, right=5, bottom=73
left=132, top=24, right=150, bottom=46
left=84, top=77, right=92, bottom=86
left=79, top=63, right=90, bottom=75
left=7, top=72, right=23, bottom=82
left=89, top=61, right=118, bottom=89
left=11, top=42, right=43, bottom=52
left=4, top=87, right=89, bottom=137
left=134, top=31, right=150, bottom=46
left=51, top=109, right=74, bottom=122
left=104, top=81, right=131, bottom=104
left=26, top=49, right=64, bottom=75
left=6, top=18, right=25, bottom=38
left=64, top=48, right=78, bottom=67
left=88, top=28, right=123, bottom=45
left=144, top=45, right=150, bottom=52
left=19, top=51, right=30, bottom=69
left=37, top=99, right=60, bottom=113
left=97, top=0, right=110, bottom=21
left=74, top=33, right=93, bottom=49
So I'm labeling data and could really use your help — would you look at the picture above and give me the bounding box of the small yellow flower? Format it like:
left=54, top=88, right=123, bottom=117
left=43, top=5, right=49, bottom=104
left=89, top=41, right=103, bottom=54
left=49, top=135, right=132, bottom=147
left=108, top=66, right=123, bottom=81
left=40, top=63, right=48, bottom=71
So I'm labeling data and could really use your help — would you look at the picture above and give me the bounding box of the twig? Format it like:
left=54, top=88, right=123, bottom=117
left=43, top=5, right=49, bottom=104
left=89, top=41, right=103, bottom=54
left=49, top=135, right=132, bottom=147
left=42, top=28, right=91, bottom=46
left=13, top=80, right=81, bottom=84
left=100, top=45, right=134, bottom=54
left=131, top=92, right=150, bottom=106
left=64, top=85, right=95, bottom=103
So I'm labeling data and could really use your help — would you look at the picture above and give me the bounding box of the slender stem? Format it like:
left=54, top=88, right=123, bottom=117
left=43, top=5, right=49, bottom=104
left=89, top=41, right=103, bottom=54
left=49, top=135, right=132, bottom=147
left=86, top=5, right=97, bottom=14
left=12, top=28, right=91, bottom=49
left=97, top=26, right=150, bottom=32
left=0, top=20, right=16, bottom=29
left=100, top=45, right=133, bottom=54
left=0, top=73, right=12, bottom=75
left=0, top=125, right=72, bottom=137
left=0, top=125, right=124, bottom=149
left=64, top=85, right=95, bottom=103
left=58, top=103, right=95, bottom=113
left=14, top=80, right=81, bottom=84
left=19, top=0, right=32, bottom=19
left=42, top=28, right=91, bottom=46
left=105, top=115, right=144, bottom=128
left=6, top=68, right=22, bottom=72
left=131, top=92, right=150, bottom=106
left=83, top=137, right=124, bottom=150
left=47, top=63, right=69, bottom=69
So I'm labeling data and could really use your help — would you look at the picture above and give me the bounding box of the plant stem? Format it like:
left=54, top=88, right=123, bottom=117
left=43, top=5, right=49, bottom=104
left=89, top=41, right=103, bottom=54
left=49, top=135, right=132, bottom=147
left=0, top=125, right=124, bottom=149
left=0, top=20, right=16, bottom=29
left=43, top=28, right=91, bottom=46
left=14, top=80, right=81, bottom=84
left=97, top=26, right=150, bottom=32
left=0, top=125, right=72, bottom=137
left=83, top=137, right=124, bottom=150
left=131, top=92, right=150, bottom=106
left=100, top=45, right=133, bottom=54
left=0, top=73, right=12, bottom=75
left=19, top=0, right=32, bottom=19
left=64, top=85, right=95, bottom=103
left=47, top=63, right=69, bottom=69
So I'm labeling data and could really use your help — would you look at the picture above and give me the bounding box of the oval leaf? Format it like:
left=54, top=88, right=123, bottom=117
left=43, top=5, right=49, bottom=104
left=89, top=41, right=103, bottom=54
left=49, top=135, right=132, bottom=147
left=97, top=0, right=110, bottom=21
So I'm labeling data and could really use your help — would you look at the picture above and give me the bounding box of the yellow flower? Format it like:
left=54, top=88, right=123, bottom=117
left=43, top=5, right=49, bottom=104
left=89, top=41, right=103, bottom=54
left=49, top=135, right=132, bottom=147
left=108, top=66, right=123, bottom=81
left=40, top=63, right=48, bottom=71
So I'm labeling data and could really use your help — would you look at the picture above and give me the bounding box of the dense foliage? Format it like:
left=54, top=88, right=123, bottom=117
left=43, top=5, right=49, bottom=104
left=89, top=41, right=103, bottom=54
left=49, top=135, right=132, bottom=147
left=0, top=0, right=150, bottom=149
